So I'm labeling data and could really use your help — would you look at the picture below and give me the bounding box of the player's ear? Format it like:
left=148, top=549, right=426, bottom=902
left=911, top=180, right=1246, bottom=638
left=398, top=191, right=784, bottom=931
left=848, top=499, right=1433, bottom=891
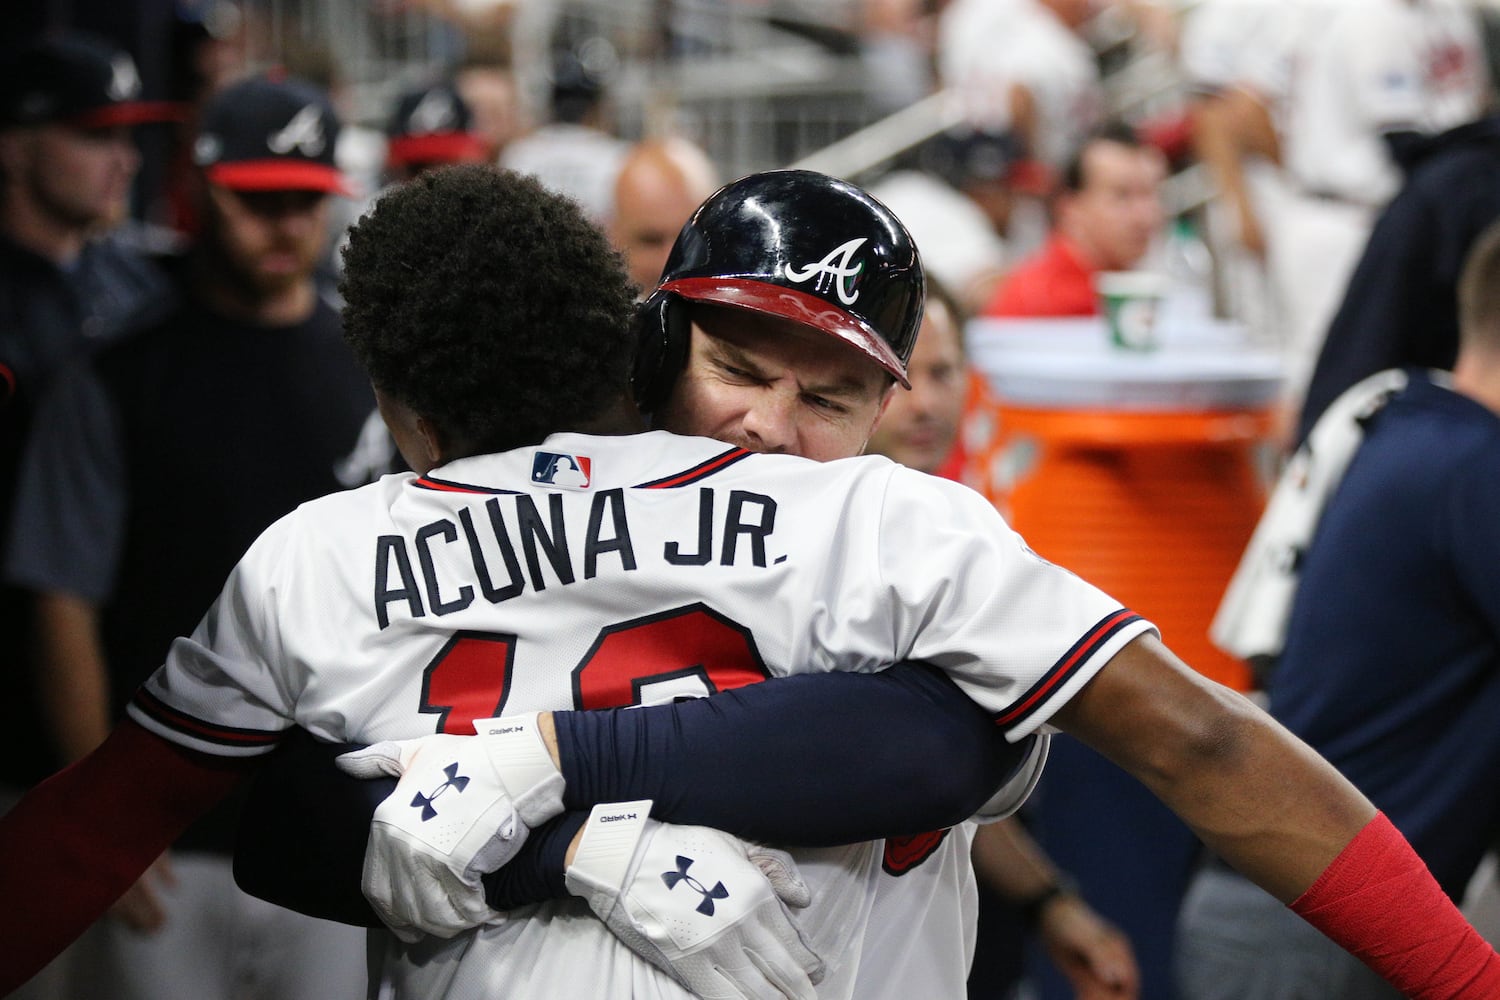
left=858, top=380, right=899, bottom=456
left=413, top=416, right=447, bottom=467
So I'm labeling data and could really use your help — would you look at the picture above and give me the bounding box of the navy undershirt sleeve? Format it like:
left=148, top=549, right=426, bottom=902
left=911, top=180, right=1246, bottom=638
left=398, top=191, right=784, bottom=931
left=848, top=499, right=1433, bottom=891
left=554, top=661, right=1024, bottom=845
left=236, top=662, right=1024, bottom=918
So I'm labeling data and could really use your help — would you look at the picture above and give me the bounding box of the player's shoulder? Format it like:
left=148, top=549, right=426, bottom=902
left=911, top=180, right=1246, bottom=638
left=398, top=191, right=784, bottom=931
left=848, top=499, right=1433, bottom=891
left=276, top=470, right=414, bottom=536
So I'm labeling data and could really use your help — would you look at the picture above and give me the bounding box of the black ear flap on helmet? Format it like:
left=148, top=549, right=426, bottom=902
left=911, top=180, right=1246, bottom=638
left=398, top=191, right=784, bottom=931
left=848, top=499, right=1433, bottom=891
left=630, top=289, right=692, bottom=413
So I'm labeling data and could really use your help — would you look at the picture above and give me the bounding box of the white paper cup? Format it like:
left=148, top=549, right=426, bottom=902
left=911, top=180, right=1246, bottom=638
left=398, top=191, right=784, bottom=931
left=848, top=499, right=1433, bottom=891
left=1097, top=271, right=1168, bottom=351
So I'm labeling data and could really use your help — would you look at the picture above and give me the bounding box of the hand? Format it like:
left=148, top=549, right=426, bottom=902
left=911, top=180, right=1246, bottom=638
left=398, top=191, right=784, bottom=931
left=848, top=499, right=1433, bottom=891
left=1037, top=893, right=1140, bottom=999
left=335, top=713, right=566, bottom=940
left=108, top=853, right=176, bottom=933
left=566, top=801, right=824, bottom=1000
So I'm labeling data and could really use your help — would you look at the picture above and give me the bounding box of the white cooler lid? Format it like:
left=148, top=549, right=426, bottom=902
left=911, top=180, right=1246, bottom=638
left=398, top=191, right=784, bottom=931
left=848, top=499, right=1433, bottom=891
left=966, top=316, right=1285, bottom=410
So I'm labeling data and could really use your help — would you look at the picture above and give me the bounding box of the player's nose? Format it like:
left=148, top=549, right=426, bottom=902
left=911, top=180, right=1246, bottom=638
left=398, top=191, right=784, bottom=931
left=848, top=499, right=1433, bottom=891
left=740, top=389, right=797, bottom=454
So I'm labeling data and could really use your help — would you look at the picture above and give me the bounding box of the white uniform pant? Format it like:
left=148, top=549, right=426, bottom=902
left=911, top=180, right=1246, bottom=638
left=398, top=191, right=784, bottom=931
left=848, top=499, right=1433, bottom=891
left=1262, top=188, right=1377, bottom=417
left=65, top=851, right=370, bottom=1000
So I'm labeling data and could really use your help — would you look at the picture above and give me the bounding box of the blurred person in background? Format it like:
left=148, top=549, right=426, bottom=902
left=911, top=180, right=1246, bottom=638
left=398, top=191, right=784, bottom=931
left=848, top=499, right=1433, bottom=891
left=3, top=73, right=388, bottom=1000
left=1180, top=215, right=1500, bottom=1000
left=0, top=30, right=179, bottom=1000
left=501, top=39, right=629, bottom=224
left=456, top=49, right=525, bottom=163
left=870, top=126, right=1017, bottom=315
left=981, top=121, right=1165, bottom=318
left=383, top=78, right=492, bottom=182
left=1295, top=112, right=1500, bottom=445
left=938, top=0, right=1105, bottom=177
left=1177, top=0, right=1291, bottom=347
left=1255, top=0, right=1488, bottom=437
left=607, top=135, right=719, bottom=294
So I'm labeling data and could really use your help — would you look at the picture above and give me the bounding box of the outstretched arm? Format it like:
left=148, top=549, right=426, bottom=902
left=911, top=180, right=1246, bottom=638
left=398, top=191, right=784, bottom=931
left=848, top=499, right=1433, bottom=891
left=1055, top=632, right=1500, bottom=998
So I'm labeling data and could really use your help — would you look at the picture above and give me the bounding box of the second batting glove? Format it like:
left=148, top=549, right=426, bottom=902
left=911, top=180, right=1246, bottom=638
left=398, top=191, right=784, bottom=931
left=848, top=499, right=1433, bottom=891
left=565, top=800, right=825, bottom=1000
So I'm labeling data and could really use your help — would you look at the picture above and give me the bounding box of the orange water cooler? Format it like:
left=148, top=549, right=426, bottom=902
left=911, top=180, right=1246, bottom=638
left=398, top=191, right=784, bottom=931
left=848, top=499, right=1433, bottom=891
left=967, top=318, right=1284, bottom=693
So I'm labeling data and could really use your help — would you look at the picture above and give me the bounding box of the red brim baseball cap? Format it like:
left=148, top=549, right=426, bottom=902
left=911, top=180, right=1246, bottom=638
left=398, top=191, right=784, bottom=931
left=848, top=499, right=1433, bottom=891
left=69, top=100, right=186, bottom=128
left=386, top=131, right=488, bottom=168
left=205, top=159, right=351, bottom=195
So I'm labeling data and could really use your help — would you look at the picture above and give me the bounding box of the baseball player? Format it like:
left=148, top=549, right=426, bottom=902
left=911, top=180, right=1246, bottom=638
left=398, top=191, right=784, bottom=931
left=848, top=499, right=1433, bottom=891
left=3, top=167, right=1499, bottom=1000
left=1254, top=0, right=1488, bottom=422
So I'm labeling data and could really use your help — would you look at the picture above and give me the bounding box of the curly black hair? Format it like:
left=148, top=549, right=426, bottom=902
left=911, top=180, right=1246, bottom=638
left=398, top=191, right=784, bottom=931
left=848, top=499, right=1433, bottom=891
left=340, top=164, right=638, bottom=453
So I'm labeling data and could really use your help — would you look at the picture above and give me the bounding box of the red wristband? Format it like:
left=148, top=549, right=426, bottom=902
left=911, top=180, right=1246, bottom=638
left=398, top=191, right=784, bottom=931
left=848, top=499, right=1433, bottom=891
left=1290, top=812, right=1500, bottom=999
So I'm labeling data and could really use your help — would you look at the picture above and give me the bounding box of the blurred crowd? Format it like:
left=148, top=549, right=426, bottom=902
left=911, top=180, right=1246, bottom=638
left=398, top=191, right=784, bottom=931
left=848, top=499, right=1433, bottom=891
left=4, top=1, right=1500, bottom=999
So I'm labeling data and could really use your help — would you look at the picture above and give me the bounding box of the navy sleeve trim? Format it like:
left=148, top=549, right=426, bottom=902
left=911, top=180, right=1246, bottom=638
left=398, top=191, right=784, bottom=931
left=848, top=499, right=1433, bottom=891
left=411, top=476, right=520, bottom=495
left=994, top=609, right=1144, bottom=729
left=131, top=688, right=282, bottom=750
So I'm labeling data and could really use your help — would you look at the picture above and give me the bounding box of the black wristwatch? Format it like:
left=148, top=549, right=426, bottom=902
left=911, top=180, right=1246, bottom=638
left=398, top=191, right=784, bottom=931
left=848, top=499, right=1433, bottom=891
left=1018, top=873, right=1079, bottom=928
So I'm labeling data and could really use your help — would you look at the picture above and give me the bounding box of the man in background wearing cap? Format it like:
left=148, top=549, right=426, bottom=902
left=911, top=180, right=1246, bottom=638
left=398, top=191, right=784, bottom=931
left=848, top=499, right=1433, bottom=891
left=2, top=72, right=389, bottom=1000
left=385, top=80, right=491, bottom=183
left=501, top=44, right=629, bottom=224
left=0, top=32, right=178, bottom=998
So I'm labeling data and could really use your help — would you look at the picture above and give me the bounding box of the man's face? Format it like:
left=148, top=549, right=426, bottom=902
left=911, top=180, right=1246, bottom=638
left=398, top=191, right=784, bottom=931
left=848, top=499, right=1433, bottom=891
left=609, top=171, right=706, bottom=292
left=653, top=304, right=896, bottom=462
left=866, top=299, right=965, bottom=474
left=202, top=185, right=329, bottom=297
left=2, top=123, right=139, bottom=231
left=1063, top=140, right=1164, bottom=272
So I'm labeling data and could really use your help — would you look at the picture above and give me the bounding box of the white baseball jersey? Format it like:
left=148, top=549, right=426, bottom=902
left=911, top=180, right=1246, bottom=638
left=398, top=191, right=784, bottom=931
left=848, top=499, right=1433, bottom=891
left=937, top=0, right=1103, bottom=170
left=129, top=430, right=1152, bottom=998
left=1179, top=0, right=1299, bottom=101
left=1274, top=0, right=1487, bottom=206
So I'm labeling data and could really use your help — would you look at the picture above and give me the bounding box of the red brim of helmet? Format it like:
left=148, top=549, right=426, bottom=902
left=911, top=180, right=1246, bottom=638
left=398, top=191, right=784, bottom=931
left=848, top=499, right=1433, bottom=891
left=205, top=160, right=352, bottom=196
left=660, top=276, right=911, bottom=388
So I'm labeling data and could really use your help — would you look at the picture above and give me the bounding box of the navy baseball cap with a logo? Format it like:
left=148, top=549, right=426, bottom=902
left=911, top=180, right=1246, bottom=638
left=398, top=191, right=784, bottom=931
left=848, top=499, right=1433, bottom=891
left=192, top=75, right=349, bottom=195
left=0, top=32, right=184, bottom=130
left=385, top=81, right=487, bottom=169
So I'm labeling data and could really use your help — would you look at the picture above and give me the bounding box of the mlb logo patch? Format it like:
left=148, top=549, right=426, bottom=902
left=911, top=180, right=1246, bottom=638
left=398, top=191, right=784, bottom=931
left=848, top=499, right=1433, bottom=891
left=532, top=452, right=592, bottom=489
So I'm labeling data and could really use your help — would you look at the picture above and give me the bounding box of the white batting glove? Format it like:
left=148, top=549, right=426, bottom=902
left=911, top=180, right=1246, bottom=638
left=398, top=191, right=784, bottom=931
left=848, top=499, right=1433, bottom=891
left=335, top=713, right=565, bottom=941
left=565, top=801, right=825, bottom=1000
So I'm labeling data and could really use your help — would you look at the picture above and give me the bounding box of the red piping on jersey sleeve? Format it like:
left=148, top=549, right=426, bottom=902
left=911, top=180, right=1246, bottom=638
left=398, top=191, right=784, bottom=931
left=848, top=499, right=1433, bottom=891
left=994, top=609, right=1143, bottom=728
left=412, top=476, right=517, bottom=494
left=133, top=687, right=282, bottom=748
left=0, top=719, right=251, bottom=994
left=636, top=447, right=752, bottom=489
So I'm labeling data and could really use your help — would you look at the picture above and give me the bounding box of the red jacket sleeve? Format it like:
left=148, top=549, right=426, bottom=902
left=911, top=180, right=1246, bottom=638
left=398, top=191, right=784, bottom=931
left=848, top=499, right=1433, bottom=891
left=0, top=719, right=252, bottom=994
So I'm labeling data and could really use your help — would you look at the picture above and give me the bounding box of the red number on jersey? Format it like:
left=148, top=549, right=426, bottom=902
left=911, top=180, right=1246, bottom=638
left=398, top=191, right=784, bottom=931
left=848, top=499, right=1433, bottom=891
left=421, top=604, right=770, bottom=732
left=419, top=631, right=517, bottom=735
left=573, top=603, right=770, bottom=710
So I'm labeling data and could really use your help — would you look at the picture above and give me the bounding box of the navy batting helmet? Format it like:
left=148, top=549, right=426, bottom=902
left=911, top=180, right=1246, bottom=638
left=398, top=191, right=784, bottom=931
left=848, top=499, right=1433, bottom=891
left=631, top=169, right=925, bottom=411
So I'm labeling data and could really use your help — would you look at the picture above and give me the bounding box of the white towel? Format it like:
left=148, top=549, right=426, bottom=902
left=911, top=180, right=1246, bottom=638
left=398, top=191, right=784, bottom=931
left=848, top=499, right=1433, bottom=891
left=1210, top=368, right=1418, bottom=661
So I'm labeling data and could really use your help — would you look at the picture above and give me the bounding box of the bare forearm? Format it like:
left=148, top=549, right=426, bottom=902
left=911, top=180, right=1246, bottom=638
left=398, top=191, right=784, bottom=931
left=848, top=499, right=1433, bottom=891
left=34, top=591, right=111, bottom=762
left=971, top=818, right=1063, bottom=902
left=1054, top=634, right=1374, bottom=901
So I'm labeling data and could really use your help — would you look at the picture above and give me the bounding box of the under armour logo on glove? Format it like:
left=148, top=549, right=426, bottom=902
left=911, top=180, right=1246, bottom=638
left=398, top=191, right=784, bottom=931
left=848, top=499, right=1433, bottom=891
left=411, top=762, right=469, bottom=821
left=663, top=855, right=730, bottom=916
left=566, top=805, right=824, bottom=997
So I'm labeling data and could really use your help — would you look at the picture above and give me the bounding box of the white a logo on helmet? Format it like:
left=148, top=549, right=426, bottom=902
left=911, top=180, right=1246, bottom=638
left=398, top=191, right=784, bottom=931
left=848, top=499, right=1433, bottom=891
left=784, top=238, right=867, bottom=306
left=108, top=55, right=142, bottom=101
left=408, top=89, right=459, bottom=135
left=267, top=104, right=326, bottom=157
